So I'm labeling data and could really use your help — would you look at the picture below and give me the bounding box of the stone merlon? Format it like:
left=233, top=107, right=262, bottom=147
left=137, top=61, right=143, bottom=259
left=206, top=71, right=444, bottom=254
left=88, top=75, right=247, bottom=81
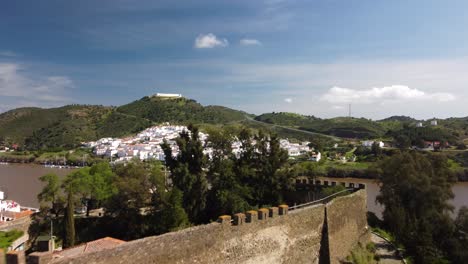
left=49, top=190, right=369, bottom=264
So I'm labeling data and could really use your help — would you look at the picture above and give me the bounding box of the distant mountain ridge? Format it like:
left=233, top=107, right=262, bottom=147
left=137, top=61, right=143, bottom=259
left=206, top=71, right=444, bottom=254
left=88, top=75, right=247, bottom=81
left=255, top=112, right=386, bottom=139
left=1, top=97, right=467, bottom=150
left=378, top=115, right=418, bottom=122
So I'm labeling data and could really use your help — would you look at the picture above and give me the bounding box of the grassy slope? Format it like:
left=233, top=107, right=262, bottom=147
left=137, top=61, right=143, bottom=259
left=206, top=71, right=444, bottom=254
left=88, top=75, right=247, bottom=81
left=117, top=96, right=248, bottom=124
left=0, top=107, right=66, bottom=143
left=0, top=97, right=252, bottom=149
left=255, top=112, right=386, bottom=139
left=2, top=97, right=468, bottom=150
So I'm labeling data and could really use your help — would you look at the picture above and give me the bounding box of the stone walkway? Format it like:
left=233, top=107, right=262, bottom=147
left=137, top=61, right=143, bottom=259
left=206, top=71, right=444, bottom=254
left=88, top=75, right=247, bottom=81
left=371, top=233, right=404, bottom=264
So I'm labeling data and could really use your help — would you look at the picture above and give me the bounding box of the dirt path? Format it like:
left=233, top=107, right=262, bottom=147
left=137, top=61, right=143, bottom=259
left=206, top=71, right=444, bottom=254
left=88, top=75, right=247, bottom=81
left=371, top=233, right=404, bottom=264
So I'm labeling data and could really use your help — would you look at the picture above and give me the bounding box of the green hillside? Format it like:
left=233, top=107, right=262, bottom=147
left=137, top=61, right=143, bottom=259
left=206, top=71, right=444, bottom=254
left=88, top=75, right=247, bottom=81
left=0, top=105, right=146, bottom=149
left=117, top=96, right=249, bottom=124
left=0, top=107, right=67, bottom=143
left=0, top=96, right=251, bottom=150
left=2, top=96, right=468, bottom=151
left=255, top=112, right=386, bottom=139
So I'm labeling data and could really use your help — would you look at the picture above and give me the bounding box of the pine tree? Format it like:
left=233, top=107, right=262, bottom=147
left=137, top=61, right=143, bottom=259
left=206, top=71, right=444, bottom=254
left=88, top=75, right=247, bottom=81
left=161, top=124, right=208, bottom=223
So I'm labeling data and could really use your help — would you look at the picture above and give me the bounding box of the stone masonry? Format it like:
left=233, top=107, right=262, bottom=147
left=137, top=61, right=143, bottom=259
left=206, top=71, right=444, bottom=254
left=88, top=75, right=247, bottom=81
left=48, top=189, right=368, bottom=264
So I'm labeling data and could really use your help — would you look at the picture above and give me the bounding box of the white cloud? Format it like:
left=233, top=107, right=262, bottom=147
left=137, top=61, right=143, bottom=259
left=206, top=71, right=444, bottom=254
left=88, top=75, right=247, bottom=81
left=0, top=51, right=16, bottom=57
left=183, top=57, right=466, bottom=118
left=194, top=33, right=228, bottom=49
left=284, top=98, right=293, bottom=103
left=0, top=63, right=73, bottom=112
left=332, top=105, right=345, bottom=110
left=240, top=39, right=262, bottom=46
left=320, top=85, right=455, bottom=104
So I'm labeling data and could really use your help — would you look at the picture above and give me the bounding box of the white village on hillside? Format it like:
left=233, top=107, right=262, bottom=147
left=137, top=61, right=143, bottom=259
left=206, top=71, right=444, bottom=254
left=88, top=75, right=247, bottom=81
left=85, top=125, right=319, bottom=163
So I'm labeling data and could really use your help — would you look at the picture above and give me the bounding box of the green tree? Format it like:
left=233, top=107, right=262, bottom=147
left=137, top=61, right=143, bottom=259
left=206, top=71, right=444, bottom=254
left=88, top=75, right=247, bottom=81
left=84, top=163, right=117, bottom=216
left=64, top=191, right=75, bottom=248
left=394, top=134, right=411, bottom=149
left=105, top=160, right=153, bottom=239
left=62, top=171, right=83, bottom=248
left=376, top=152, right=456, bottom=264
left=161, top=124, right=208, bottom=223
left=158, top=188, right=190, bottom=232
left=308, top=139, right=324, bottom=153
left=455, top=206, right=468, bottom=242
left=37, top=173, right=64, bottom=218
left=371, top=142, right=382, bottom=157
left=450, top=206, right=468, bottom=263
left=207, top=157, right=251, bottom=217
left=205, top=128, right=251, bottom=217
left=254, top=132, right=290, bottom=206
left=233, top=128, right=257, bottom=204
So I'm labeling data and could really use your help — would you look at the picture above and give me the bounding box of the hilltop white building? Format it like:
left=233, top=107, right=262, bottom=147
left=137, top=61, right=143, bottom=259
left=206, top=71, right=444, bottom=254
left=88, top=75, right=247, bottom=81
left=154, top=93, right=182, bottom=98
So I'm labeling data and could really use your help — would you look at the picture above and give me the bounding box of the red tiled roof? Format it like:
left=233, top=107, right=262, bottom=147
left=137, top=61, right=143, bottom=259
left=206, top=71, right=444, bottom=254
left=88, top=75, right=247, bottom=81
left=84, top=237, right=126, bottom=253
left=1, top=210, right=33, bottom=219
left=53, top=237, right=125, bottom=260
left=15, top=210, right=34, bottom=219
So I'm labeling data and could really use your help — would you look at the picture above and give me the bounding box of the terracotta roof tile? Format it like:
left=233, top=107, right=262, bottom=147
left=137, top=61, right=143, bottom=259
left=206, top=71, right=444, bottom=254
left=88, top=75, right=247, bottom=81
left=53, top=237, right=126, bottom=260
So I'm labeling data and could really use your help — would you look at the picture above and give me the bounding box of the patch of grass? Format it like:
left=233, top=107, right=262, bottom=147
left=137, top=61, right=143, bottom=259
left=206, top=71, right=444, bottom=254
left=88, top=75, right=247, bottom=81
left=320, top=185, right=347, bottom=197
left=0, top=230, right=24, bottom=251
left=329, top=161, right=371, bottom=170
left=372, top=227, right=407, bottom=258
left=371, top=227, right=395, bottom=242
left=346, top=242, right=378, bottom=264
left=447, top=158, right=463, bottom=171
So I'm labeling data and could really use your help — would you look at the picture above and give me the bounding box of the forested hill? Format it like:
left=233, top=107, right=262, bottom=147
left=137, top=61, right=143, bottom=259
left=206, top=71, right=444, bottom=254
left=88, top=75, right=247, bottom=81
left=0, top=96, right=249, bottom=150
left=254, top=112, right=468, bottom=143
left=255, top=112, right=387, bottom=139
left=2, top=97, right=468, bottom=150
left=117, top=96, right=250, bottom=124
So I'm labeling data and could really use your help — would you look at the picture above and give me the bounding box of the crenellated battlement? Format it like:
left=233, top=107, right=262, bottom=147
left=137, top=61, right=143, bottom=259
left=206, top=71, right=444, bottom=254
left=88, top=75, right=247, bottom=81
left=24, top=189, right=369, bottom=264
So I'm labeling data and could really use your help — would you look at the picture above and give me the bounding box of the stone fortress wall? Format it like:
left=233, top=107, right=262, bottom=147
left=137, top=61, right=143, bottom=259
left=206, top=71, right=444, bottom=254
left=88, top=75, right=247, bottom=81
left=0, top=216, right=31, bottom=233
left=43, top=189, right=369, bottom=264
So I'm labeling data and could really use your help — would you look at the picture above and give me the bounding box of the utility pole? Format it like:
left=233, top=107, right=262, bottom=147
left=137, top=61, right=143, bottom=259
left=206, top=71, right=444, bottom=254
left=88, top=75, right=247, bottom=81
left=348, top=103, right=352, bottom=117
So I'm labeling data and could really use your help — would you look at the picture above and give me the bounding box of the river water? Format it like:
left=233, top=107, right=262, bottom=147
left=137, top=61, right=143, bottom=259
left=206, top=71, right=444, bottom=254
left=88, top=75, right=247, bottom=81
left=0, top=164, right=467, bottom=216
left=319, top=176, right=468, bottom=218
left=0, top=164, right=72, bottom=208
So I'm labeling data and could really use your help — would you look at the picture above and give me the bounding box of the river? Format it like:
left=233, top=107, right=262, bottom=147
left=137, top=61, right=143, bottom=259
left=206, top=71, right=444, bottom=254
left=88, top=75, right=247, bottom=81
left=0, top=163, right=72, bottom=208
left=1, top=164, right=467, bottom=216
left=319, top=176, right=468, bottom=218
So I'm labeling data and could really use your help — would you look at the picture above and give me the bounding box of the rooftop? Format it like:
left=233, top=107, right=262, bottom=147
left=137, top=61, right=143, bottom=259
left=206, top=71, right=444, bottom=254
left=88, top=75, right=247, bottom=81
left=52, top=237, right=126, bottom=260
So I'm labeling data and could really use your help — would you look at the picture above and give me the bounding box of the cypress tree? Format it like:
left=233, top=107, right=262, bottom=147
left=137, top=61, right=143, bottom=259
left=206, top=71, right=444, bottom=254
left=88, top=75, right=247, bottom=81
left=65, top=191, right=75, bottom=248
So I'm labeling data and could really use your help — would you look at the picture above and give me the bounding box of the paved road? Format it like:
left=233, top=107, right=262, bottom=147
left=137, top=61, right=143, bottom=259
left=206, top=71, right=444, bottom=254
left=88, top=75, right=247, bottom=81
left=371, top=233, right=404, bottom=264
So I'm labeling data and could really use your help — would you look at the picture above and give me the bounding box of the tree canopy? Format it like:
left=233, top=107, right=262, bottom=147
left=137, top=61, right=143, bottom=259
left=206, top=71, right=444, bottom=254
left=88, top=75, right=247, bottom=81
left=376, top=151, right=466, bottom=263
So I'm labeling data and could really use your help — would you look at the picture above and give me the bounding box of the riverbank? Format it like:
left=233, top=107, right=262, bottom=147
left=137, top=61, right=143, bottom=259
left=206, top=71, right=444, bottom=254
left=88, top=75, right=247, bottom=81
left=312, top=158, right=468, bottom=182
left=318, top=176, right=468, bottom=219
left=0, top=149, right=105, bottom=167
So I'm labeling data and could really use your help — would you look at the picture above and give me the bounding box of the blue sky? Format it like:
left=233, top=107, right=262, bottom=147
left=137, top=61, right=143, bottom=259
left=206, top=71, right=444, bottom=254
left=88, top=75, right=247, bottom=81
left=1, top=0, right=468, bottom=119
